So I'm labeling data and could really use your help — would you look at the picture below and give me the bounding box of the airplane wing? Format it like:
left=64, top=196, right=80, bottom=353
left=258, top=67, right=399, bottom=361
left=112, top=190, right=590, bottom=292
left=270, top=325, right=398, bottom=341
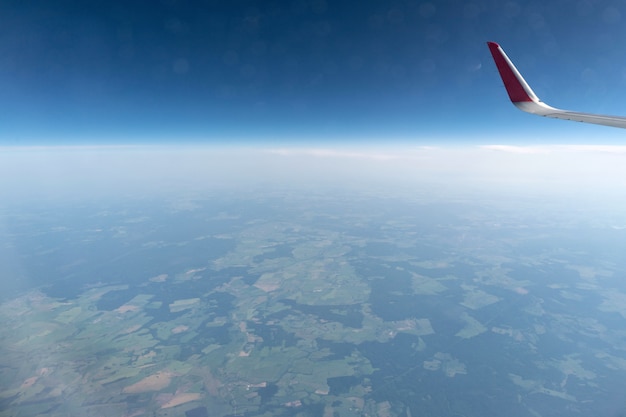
left=487, top=41, right=626, bottom=129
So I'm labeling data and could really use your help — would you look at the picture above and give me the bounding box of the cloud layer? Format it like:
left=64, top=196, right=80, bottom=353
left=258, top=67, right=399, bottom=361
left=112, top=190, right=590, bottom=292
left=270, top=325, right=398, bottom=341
left=1, top=144, right=625, bottom=203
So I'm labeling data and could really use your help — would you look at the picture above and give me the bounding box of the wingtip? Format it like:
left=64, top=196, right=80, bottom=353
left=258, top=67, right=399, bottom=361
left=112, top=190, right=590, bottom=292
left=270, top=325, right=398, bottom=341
left=486, top=42, right=501, bottom=55
left=487, top=41, right=536, bottom=103
left=486, top=42, right=626, bottom=128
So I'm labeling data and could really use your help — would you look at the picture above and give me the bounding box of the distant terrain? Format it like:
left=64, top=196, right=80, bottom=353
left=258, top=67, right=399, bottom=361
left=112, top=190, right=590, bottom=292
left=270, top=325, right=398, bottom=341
left=2, top=185, right=626, bottom=417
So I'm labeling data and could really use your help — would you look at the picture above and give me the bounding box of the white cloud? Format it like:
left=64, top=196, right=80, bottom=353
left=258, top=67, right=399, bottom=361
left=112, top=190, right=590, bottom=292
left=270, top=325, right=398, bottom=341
left=481, top=145, right=550, bottom=154
left=266, top=147, right=433, bottom=161
left=481, top=144, right=626, bottom=154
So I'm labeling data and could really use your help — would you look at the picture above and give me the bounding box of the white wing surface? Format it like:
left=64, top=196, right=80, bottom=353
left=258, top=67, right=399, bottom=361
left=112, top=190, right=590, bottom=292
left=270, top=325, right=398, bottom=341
left=487, top=41, right=626, bottom=129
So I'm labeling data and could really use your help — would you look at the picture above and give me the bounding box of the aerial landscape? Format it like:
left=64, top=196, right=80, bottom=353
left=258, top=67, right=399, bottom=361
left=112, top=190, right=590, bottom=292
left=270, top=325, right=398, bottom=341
left=2, top=145, right=626, bottom=416
left=2, top=1, right=626, bottom=416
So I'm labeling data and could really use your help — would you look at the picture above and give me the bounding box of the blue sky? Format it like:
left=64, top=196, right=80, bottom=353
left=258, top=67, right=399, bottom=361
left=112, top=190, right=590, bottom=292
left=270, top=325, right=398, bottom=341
left=2, top=0, right=626, bottom=145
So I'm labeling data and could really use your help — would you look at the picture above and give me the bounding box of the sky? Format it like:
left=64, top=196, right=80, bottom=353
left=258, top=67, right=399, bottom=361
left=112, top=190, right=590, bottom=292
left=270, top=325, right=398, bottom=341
left=3, top=0, right=626, bottom=145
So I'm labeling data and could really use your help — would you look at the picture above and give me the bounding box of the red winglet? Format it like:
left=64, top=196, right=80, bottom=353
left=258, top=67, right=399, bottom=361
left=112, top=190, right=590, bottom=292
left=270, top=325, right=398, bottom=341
left=486, top=41, right=626, bottom=129
left=487, top=42, right=534, bottom=103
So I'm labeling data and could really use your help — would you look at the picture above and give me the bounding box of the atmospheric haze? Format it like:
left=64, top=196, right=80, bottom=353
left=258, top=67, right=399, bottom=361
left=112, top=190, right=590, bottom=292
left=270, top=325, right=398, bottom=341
left=3, top=144, right=626, bottom=197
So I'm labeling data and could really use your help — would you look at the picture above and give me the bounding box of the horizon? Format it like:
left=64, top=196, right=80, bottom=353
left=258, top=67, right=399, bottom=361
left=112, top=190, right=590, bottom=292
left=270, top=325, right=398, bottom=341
left=3, top=143, right=626, bottom=208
